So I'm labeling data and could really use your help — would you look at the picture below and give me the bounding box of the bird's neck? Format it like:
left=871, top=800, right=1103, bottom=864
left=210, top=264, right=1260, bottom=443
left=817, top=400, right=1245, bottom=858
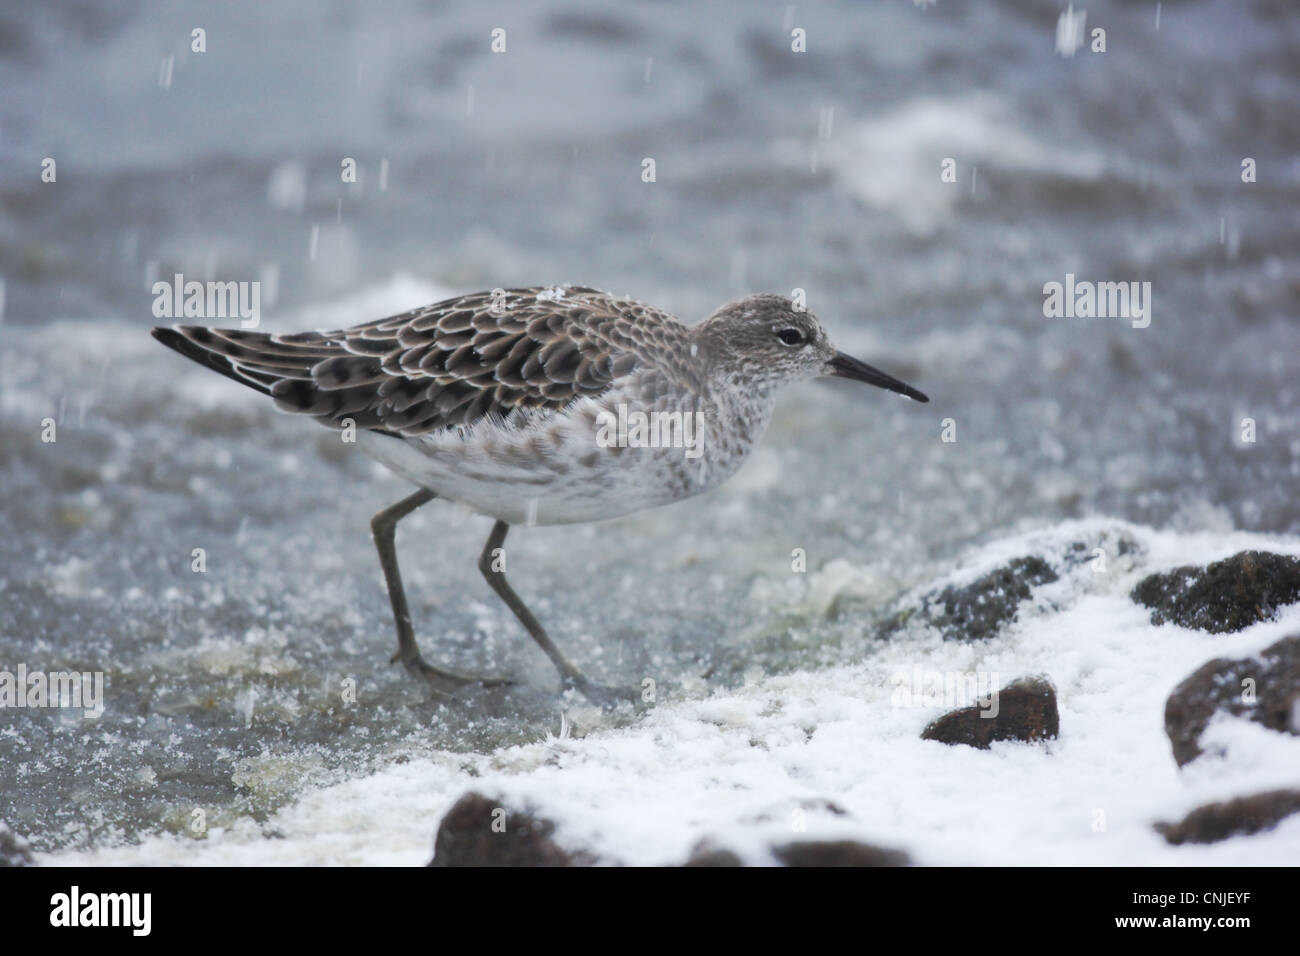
left=696, top=373, right=778, bottom=470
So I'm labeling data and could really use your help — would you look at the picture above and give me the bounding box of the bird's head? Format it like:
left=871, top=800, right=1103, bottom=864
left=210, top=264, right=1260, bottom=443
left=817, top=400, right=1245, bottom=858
left=694, top=293, right=928, bottom=402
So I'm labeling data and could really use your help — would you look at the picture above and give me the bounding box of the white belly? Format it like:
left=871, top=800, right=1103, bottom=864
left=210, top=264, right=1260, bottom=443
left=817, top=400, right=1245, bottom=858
left=353, top=389, right=760, bottom=526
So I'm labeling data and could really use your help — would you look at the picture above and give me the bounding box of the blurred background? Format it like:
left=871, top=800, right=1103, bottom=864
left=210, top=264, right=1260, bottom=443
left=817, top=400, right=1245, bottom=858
left=0, top=0, right=1298, bottom=854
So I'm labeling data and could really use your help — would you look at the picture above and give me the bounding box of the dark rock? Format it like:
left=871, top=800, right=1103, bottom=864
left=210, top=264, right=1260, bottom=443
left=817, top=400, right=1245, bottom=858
left=921, top=675, right=1060, bottom=749
left=682, top=840, right=743, bottom=867
left=882, top=556, right=1058, bottom=641
left=772, top=840, right=910, bottom=867
left=1164, top=634, right=1300, bottom=766
left=428, top=791, right=589, bottom=867
left=1132, top=550, right=1300, bottom=634
left=1154, top=790, right=1300, bottom=845
left=0, top=822, right=35, bottom=867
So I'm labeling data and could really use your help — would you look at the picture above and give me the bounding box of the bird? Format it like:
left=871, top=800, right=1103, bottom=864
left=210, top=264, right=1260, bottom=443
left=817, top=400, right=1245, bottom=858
left=152, top=286, right=929, bottom=706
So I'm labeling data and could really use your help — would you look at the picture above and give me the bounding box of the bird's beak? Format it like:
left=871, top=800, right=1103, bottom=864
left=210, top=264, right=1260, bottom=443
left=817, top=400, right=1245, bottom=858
left=823, top=351, right=929, bottom=403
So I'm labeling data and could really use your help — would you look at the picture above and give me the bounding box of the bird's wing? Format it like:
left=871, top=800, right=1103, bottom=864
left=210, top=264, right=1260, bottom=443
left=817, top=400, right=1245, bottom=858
left=153, top=286, right=694, bottom=436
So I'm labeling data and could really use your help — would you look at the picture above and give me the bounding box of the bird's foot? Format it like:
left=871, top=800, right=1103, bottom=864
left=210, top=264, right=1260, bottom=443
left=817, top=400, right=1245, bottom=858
left=392, top=650, right=512, bottom=696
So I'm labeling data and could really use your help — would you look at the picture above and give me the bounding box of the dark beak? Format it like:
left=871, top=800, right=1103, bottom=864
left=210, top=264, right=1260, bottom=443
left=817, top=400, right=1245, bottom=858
left=824, top=351, right=929, bottom=403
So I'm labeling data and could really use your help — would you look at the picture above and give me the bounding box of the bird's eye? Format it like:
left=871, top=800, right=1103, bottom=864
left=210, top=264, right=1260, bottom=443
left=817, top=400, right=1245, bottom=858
left=776, top=328, right=805, bottom=346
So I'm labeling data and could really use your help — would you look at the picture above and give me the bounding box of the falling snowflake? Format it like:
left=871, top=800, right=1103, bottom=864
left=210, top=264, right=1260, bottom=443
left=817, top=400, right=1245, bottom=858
left=1055, top=4, right=1087, bottom=58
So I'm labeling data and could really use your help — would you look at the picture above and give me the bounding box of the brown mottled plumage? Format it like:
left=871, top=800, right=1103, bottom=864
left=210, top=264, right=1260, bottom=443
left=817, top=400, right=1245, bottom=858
left=153, top=286, right=701, bottom=437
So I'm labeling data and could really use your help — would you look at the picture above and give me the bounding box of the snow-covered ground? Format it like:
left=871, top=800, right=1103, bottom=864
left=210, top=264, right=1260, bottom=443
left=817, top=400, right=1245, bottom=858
left=42, top=519, right=1300, bottom=866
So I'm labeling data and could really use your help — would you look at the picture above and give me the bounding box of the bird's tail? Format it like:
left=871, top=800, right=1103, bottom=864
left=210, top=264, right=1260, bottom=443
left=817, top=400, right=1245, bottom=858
left=150, top=325, right=407, bottom=436
left=150, top=324, right=341, bottom=400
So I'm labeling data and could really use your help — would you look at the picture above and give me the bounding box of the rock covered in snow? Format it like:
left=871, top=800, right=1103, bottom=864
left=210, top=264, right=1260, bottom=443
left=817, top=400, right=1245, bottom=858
left=428, top=792, right=592, bottom=867
left=881, top=556, right=1059, bottom=642
left=771, top=840, right=911, bottom=867
left=1132, top=551, right=1300, bottom=634
left=1154, top=789, right=1300, bottom=845
left=921, top=675, right=1060, bottom=749
left=682, top=840, right=744, bottom=867
left=1164, top=635, right=1300, bottom=766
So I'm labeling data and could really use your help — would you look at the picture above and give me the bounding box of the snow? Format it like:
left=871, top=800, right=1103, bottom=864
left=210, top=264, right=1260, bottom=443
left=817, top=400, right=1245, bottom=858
left=806, top=94, right=1109, bottom=236
left=43, top=519, right=1300, bottom=866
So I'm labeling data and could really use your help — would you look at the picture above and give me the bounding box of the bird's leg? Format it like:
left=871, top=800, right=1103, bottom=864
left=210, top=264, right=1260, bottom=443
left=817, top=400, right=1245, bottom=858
left=371, top=488, right=509, bottom=692
left=478, top=520, right=638, bottom=709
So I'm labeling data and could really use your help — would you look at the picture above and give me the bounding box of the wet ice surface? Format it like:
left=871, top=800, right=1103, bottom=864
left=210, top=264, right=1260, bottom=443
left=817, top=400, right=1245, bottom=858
left=2, top=0, right=1300, bottom=862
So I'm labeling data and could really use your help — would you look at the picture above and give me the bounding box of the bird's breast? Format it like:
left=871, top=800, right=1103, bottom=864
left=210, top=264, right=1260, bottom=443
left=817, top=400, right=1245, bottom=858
left=356, top=379, right=773, bottom=525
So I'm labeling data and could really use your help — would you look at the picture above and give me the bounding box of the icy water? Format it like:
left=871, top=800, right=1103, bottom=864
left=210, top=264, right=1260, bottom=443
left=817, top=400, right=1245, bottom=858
left=1, top=0, right=1298, bottom=862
